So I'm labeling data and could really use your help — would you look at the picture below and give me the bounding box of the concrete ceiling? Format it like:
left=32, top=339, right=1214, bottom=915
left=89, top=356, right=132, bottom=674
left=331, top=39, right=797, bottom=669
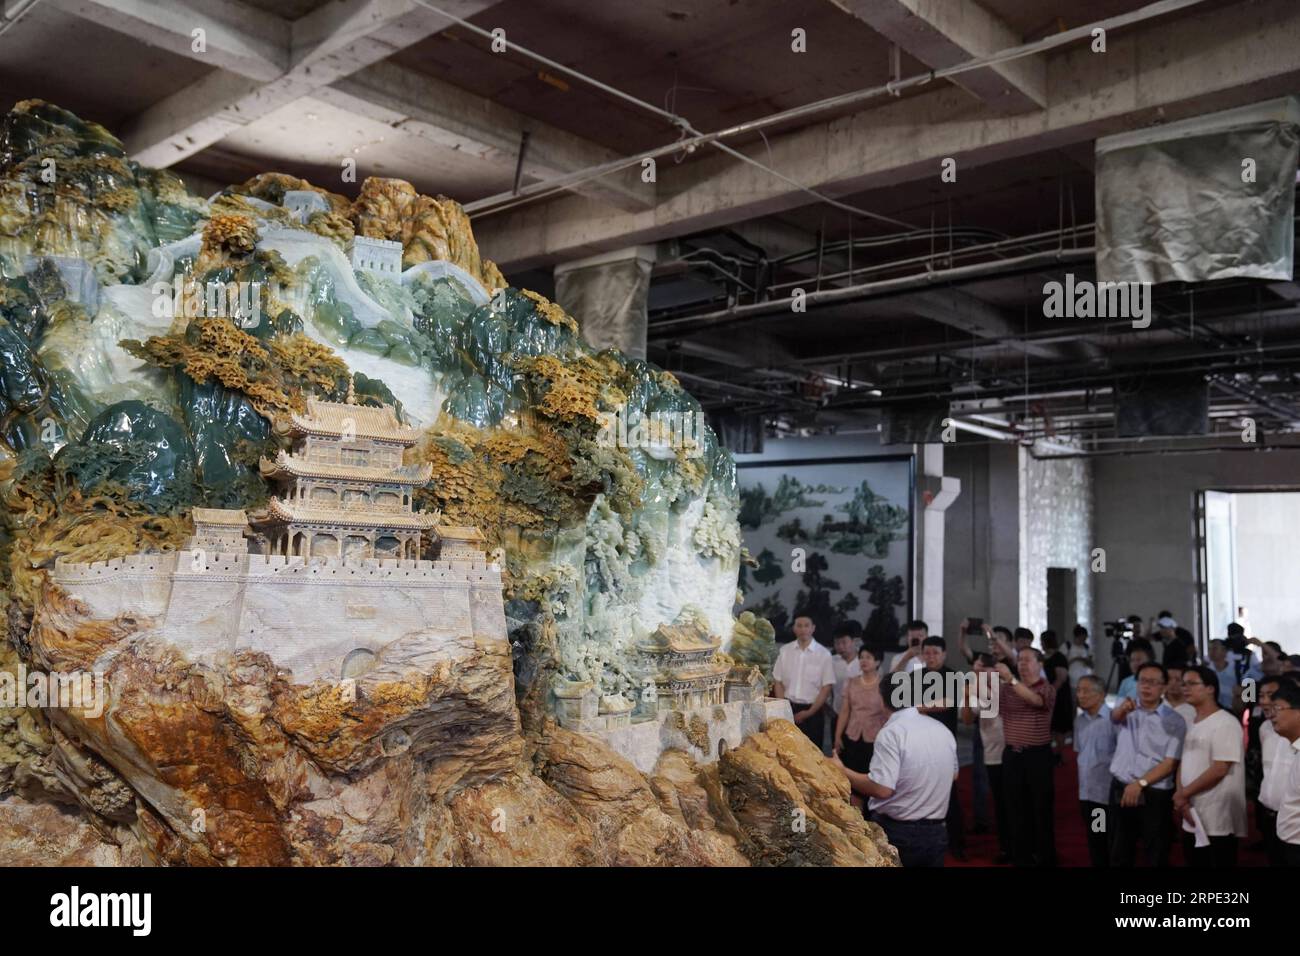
left=2, top=0, right=1298, bottom=444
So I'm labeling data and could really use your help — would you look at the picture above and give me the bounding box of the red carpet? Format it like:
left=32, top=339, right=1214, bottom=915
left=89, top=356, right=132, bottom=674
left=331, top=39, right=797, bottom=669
left=944, top=745, right=1269, bottom=867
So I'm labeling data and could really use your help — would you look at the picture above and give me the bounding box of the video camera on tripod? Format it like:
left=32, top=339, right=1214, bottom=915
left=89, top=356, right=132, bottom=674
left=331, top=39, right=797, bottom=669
left=1103, top=618, right=1137, bottom=690
left=1104, top=618, right=1136, bottom=658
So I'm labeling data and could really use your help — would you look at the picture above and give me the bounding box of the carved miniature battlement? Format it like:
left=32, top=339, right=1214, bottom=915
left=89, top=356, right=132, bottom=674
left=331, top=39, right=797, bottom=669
left=54, top=549, right=502, bottom=585
left=51, top=540, right=508, bottom=685
left=48, top=424, right=505, bottom=684
left=54, top=553, right=180, bottom=576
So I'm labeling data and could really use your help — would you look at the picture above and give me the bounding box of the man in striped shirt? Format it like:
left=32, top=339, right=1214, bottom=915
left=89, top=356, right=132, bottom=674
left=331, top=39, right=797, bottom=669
left=996, top=646, right=1057, bottom=866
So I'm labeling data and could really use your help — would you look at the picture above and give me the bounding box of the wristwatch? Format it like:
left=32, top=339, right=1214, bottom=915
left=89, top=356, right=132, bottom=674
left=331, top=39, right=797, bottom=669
left=1138, top=777, right=1150, bottom=789
left=1010, top=677, right=1019, bottom=686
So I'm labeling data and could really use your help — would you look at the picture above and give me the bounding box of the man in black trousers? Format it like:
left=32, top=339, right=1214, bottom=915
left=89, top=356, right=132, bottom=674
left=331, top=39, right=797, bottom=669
left=1107, top=662, right=1185, bottom=866
left=995, top=647, right=1058, bottom=866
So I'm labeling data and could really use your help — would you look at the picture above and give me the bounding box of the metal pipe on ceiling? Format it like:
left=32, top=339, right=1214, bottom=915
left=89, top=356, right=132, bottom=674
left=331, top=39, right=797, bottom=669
left=444, top=0, right=1209, bottom=220
left=668, top=370, right=819, bottom=410
left=1028, top=442, right=1300, bottom=461
left=652, top=223, right=1099, bottom=320
left=820, top=345, right=1300, bottom=412
left=761, top=224, right=1097, bottom=295
left=649, top=247, right=1095, bottom=337
left=770, top=227, right=1014, bottom=268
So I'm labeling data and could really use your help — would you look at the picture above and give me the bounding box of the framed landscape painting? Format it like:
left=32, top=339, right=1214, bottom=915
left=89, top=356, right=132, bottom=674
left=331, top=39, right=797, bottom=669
left=736, top=455, right=914, bottom=652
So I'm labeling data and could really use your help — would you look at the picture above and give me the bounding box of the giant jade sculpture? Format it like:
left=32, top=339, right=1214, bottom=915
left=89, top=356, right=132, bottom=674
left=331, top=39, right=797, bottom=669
left=0, top=101, right=894, bottom=867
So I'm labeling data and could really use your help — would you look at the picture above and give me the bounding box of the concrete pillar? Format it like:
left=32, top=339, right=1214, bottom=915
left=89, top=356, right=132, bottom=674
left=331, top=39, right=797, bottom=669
left=916, top=443, right=961, bottom=640
left=941, top=442, right=1021, bottom=641
left=553, top=245, right=655, bottom=359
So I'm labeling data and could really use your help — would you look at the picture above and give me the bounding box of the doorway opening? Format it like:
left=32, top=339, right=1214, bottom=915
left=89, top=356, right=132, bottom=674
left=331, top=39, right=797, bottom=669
left=1198, top=489, right=1300, bottom=654
left=1046, top=567, right=1077, bottom=642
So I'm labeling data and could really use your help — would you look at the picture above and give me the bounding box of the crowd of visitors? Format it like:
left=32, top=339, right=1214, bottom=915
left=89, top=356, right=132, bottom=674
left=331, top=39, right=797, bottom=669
left=771, top=611, right=1300, bottom=868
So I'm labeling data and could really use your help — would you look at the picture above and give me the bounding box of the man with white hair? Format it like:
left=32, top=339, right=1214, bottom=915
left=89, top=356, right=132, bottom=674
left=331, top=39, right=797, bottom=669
left=1073, top=674, right=1116, bottom=867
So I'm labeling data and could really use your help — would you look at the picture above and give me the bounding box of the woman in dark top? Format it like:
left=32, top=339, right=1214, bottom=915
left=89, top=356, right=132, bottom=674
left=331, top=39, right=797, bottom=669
left=1040, top=630, right=1074, bottom=751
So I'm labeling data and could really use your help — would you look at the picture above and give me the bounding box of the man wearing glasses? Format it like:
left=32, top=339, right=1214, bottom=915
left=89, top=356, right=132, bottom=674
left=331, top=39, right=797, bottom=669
left=1256, top=675, right=1298, bottom=865
left=1267, top=678, right=1300, bottom=866
left=1107, top=662, right=1186, bottom=866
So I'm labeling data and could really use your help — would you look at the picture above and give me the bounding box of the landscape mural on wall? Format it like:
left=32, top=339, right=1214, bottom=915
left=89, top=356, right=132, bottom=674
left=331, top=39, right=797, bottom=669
left=736, top=458, right=913, bottom=652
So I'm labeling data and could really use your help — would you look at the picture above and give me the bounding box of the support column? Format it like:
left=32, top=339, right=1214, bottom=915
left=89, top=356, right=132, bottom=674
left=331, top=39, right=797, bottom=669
left=916, top=443, right=961, bottom=642
left=553, top=245, right=656, bottom=359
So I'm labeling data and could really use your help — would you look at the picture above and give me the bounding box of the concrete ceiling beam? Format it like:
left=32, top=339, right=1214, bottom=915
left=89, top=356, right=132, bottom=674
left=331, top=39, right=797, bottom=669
left=901, top=289, right=1068, bottom=361
left=320, top=62, right=654, bottom=211
left=58, top=0, right=499, bottom=167
left=831, top=0, right=1046, bottom=112
left=474, top=0, right=1300, bottom=270
left=50, top=0, right=290, bottom=81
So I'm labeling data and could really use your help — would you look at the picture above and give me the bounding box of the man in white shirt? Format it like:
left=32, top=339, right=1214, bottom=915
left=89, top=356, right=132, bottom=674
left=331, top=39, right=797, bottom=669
left=964, top=653, right=1011, bottom=862
left=828, top=624, right=861, bottom=750
left=832, top=669, right=958, bottom=867
left=1206, top=640, right=1239, bottom=711
left=1257, top=675, right=1298, bottom=865
left=1174, top=666, right=1247, bottom=866
left=1266, top=678, right=1300, bottom=866
left=772, top=615, right=835, bottom=752
left=889, top=619, right=929, bottom=674
left=1163, top=664, right=1197, bottom=728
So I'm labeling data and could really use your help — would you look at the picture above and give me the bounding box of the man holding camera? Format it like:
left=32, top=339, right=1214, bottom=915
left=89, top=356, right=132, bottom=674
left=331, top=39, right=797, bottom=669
left=889, top=619, right=930, bottom=674
left=996, top=647, right=1057, bottom=866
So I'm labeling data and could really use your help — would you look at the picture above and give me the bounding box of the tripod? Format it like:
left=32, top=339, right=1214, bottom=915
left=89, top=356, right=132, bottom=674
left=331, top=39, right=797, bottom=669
left=1105, top=641, right=1129, bottom=693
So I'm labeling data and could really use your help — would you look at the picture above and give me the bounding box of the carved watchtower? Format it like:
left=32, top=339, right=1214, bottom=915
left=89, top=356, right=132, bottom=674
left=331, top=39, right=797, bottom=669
left=252, top=386, right=437, bottom=560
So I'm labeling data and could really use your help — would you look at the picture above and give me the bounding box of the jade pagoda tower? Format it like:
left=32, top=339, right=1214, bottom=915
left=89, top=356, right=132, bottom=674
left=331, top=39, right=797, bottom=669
left=253, top=383, right=438, bottom=560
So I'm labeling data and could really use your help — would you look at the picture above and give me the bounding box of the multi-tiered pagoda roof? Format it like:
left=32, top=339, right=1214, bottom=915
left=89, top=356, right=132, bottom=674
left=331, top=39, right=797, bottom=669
left=250, top=387, right=440, bottom=561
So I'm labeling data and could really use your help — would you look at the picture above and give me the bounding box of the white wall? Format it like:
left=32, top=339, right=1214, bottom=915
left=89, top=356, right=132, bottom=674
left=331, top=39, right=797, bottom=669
left=1092, top=446, right=1300, bottom=674
left=1233, top=492, right=1300, bottom=653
